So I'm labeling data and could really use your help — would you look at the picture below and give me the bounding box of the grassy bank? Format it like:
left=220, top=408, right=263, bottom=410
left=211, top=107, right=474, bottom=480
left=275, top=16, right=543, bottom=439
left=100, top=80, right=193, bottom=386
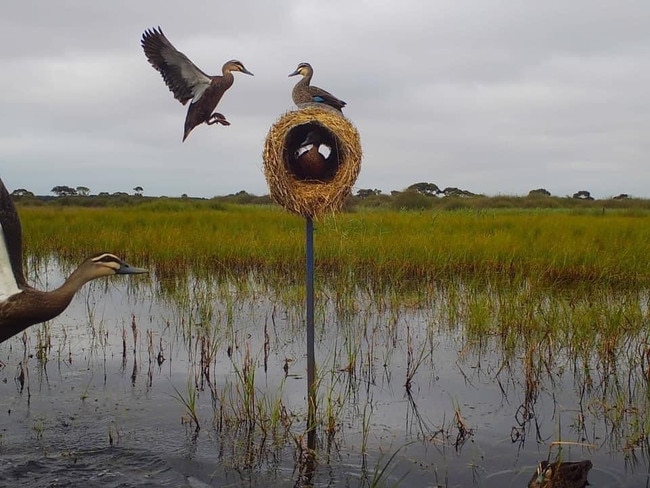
left=18, top=201, right=650, bottom=290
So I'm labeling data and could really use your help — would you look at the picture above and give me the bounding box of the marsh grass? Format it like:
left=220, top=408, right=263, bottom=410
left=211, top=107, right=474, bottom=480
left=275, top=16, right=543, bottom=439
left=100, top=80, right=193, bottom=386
left=170, top=379, right=200, bottom=433
left=18, top=204, right=650, bottom=290
left=210, top=329, right=296, bottom=459
left=12, top=202, right=650, bottom=483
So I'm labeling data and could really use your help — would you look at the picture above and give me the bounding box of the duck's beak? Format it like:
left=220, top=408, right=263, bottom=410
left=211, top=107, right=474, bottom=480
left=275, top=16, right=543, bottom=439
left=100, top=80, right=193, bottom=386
left=242, top=67, right=254, bottom=76
left=288, top=68, right=300, bottom=77
left=116, top=262, right=148, bottom=275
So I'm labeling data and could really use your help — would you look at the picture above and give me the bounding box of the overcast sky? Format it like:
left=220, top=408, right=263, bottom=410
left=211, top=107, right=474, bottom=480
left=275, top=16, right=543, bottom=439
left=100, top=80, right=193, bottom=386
left=1, top=1, right=649, bottom=198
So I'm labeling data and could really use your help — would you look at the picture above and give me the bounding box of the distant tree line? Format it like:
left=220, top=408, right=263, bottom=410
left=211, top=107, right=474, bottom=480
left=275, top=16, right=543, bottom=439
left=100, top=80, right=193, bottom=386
left=355, top=183, right=632, bottom=202
left=9, top=182, right=642, bottom=212
left=347, top=182, right=642, bottom=211
left=45, top=185, right=145, bottom=197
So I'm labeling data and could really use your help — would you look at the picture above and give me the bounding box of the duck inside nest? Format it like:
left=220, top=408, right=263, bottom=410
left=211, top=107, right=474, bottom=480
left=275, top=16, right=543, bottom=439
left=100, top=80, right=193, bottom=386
left=285, top=123, right=341, bottom=182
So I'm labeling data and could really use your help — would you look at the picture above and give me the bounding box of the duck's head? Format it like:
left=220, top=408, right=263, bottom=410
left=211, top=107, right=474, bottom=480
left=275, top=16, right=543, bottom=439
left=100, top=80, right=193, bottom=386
left=288, top=62, right=313, bottom=78
left=223, top=60, right=254, bottom=76
left=81, top=253, right=148, bottom=279
left=299, top=130, right=322, bottom=147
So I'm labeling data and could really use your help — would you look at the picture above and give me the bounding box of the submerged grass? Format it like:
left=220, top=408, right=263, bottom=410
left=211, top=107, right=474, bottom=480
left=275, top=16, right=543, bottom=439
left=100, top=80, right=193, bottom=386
left=18, top=203, right=650, bottom=291
left=13, top=201, right=650, bottom=480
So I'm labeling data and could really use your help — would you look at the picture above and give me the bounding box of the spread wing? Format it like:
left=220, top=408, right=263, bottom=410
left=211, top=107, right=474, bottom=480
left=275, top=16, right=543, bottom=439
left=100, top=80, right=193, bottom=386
left=0, top=178, right=25, bottom=299
left=141, top=27, right=212, bottom=105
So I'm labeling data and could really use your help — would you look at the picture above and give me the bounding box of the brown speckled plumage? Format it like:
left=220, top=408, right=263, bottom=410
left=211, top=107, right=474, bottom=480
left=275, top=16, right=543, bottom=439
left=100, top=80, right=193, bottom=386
left=289, top=62, right=346, bottom=112
left=141, top=27, right=253, bottom=141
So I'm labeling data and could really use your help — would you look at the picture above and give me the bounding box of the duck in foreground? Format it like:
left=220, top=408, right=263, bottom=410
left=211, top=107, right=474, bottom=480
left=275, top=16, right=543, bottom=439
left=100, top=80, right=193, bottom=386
left=0, top=177, right=147, bottom=344
left=141, top=26, right=253, bottom=141
left=528, top=460, right=593, bottom=488
left=288, top=62, right=346, bottom=112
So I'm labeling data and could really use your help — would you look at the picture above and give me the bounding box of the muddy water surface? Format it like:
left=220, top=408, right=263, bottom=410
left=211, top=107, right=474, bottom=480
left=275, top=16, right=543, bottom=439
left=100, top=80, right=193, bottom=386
left=0, top=261, right=648, bottom=487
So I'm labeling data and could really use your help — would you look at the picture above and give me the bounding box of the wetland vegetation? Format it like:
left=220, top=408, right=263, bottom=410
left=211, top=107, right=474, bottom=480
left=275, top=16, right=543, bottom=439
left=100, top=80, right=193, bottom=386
left=1, top=197, right=649, bottom=486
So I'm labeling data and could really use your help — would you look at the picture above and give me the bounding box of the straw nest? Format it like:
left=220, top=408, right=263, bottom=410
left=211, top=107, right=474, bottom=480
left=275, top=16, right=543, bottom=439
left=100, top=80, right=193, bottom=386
left=263, top=105, right=362, bottom=219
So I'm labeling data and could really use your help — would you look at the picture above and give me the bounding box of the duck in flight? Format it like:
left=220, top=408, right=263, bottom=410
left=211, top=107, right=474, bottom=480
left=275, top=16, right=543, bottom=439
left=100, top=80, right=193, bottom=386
left=0, top=177, right=147, bottom=343
left=141, top=27, right=254, bottom=141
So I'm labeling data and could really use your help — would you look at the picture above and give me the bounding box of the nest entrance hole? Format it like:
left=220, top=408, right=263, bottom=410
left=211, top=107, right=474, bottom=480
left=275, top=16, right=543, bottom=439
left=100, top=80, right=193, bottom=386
left=284, top=123, right=342, bottom=183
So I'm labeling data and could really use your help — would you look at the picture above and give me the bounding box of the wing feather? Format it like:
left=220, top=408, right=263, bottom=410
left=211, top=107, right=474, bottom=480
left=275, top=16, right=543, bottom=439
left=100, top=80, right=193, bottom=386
left=141, top=27, right=212, bottom=105
left=311, top=86, right=346, bottom=110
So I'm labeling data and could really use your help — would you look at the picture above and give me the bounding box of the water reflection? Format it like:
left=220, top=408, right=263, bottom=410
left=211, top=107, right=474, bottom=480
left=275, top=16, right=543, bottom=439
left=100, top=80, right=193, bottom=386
left=0, top=257, right=649, bottom=486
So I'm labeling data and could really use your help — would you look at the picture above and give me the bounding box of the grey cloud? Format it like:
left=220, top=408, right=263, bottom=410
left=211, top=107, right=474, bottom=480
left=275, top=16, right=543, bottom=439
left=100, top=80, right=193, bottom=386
left=1, top=1, right=649, bottom=198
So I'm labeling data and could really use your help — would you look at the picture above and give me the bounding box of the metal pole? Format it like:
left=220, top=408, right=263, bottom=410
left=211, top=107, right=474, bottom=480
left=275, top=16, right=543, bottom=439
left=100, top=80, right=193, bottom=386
left=305, top=217, right=316, bottom=450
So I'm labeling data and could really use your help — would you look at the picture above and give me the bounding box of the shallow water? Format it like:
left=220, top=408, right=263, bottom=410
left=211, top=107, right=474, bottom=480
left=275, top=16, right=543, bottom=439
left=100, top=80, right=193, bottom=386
left=1, top=261, right=649, bottom=487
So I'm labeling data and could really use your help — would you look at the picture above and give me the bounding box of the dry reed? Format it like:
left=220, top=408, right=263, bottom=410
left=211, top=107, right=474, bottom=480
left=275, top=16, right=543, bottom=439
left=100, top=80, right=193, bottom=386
left=263, top=105, right=362, bottom=219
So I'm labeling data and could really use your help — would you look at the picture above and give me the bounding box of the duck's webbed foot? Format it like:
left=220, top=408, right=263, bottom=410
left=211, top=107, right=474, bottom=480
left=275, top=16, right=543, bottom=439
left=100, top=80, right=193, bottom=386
left=207, top=112, right=230, bottom=126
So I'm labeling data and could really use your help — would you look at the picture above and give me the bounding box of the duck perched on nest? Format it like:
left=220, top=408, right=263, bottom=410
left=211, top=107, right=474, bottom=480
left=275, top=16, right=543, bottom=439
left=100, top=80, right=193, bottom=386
left=0, top=177, right=147, bottom=343
left=289, top=62, right=346, bottom=112
left=141, top=26, right=254, bottom=141
left=528, top=460, right=593, bottom=488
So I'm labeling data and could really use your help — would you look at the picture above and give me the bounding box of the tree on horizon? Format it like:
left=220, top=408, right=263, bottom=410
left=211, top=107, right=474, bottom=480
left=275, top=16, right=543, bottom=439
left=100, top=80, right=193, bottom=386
left=51, top=185, right=77, bottom=197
